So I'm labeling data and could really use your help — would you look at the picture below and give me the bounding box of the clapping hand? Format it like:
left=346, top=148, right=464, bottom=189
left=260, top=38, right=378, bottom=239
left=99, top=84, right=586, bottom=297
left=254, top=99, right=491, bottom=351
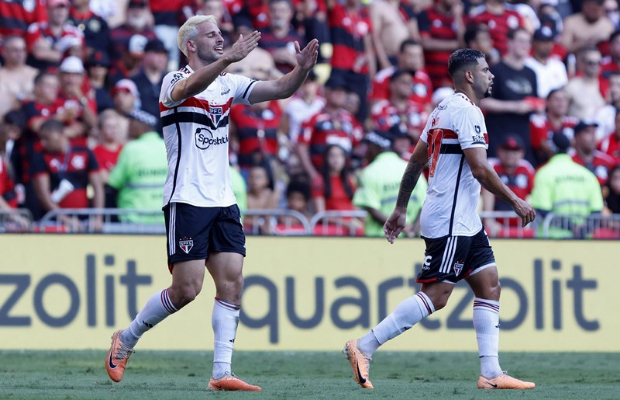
left=295, top=39, right=319, bottom=71
left=224, top=31, right=261, bottom=63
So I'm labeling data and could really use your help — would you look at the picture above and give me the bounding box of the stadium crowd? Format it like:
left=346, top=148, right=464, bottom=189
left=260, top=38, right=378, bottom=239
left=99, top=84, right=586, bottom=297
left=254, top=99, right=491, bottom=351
left=0, top=0, right=619, bottom=237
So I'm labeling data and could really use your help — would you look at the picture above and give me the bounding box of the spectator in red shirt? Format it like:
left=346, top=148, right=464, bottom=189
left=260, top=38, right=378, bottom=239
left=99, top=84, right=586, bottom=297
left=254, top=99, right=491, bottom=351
left=11, top=72, right=63, bottom=220
left=311, top=144, right=363, bottom=234
left=25, top=0, right=84, bottom=72
left=598, top=111, right=620, bottom=161
left=529, top=88, right=578, bottom=165
left=482, top=134, right=535, bottom=236
left=328, top=0, right=375, bottom=122
left=109, top=0, right=157, bottom=65
left=259, top=0, right=305, bottom=74
left=311, top=144, right=357, bottom=213
left=31, top=119, right=103, bottom=228
left=297, top=74, right=364, bottom=181
left=370, top=39, right=432, bottom=110
left=571, top=120, right=616, bottom=185
left=371, top=69, right=428, bottom=144
left=57, top=56, right=98, bottom=140
left=418, top=0, right=466, bottom=89
left=469, top=0, right=524, bottom=57
left=93, top=109, right=124, bottom=183
left=230, top=100, right=283, bottom=173
left=0, top=0, right=47, bottom=53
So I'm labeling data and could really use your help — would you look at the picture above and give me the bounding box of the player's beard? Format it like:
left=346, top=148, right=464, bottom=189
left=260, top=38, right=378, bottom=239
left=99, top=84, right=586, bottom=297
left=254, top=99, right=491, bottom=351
left=484, top=87, right=492, bottom=98
left=196, top=46, right=221, bottom=64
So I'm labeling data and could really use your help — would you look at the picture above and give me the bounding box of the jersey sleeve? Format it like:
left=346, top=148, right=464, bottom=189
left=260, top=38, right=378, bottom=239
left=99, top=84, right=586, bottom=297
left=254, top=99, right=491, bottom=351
left=419, top=111, right=435, bottom=144
left=86, top=149, right=99, bottom=173
left=453, top=106, right=488, bottom=150
left=588, top=174, right=604, bottom=213
left=107, top=147, right=129, bottom=190
left=159, top=70, right=190, bottom=108
left=227, top=73, right=258, bottom=105
left=352, top=170, right=381, bottom=210
left=529, top=171, right=553, bottom=211
left=30, top=152, right=47, bottom=178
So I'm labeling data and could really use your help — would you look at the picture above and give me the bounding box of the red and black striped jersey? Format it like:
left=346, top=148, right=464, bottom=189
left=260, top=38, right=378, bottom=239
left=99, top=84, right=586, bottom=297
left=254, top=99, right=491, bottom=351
left=370, top=99, right=428, bottom=140
left=258, top=26, right=305, bottom=74
left=0, top=0, right=47, bottom=52
left=371, top=66, right=433, bottom=106
left=570, top=150, right=616, bottom=186
left=25, top=22, right=85, bottom=71
left=109, top=24, right=157, bottom=63
left=418, top=7, right=458, bottom=89
left=299, top=108, right=363, bottom=169
left=230, top=102, right=282, bottom=168
left=0, top=159, right=17, bottom=208
left=31, top=145, right=99, bottom=209
left=469, top=6, right=523, bottom=56
left=598, top=133, right=620, bottom=162
left=529, top=113, right=577, bottom=152
left=329, top=3, right=372, bottom=74
left=488, top=157, right=534, bottom=213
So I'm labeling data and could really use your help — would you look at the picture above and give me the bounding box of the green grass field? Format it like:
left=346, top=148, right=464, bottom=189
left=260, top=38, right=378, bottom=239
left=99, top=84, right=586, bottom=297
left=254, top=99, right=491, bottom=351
left=1, top=350, right=619, bottom=399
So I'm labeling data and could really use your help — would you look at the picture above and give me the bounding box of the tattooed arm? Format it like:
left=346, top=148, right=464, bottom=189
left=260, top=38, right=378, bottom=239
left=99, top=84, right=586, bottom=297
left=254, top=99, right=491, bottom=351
left=385, top=140, right=428, bottom=243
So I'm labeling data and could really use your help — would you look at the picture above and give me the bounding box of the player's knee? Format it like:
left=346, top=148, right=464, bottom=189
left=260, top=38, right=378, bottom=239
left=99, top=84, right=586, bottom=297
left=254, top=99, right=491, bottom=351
left=170, top=283, right=202, bottom=308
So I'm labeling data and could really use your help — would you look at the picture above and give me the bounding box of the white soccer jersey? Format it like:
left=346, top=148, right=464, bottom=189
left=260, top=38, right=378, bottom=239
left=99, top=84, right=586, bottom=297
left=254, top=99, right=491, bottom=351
left=419, top=93, right=488, bottom=238
left=159, top=65, right=256, bottom=207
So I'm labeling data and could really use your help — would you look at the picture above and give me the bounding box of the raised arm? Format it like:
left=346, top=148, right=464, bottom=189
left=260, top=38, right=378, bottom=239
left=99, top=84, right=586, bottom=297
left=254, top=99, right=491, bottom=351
left=170, top=32, right=262, bottom=102
left=249, top=39, right=319, bottom=104
left=463, top=147, right=535, bottom=227
left=384, top=139, right=428, bottom=243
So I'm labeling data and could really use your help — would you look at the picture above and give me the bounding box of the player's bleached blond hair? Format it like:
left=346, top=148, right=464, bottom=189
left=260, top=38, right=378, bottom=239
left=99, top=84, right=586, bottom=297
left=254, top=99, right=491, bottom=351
left=177, top=15, right=218, bottom=57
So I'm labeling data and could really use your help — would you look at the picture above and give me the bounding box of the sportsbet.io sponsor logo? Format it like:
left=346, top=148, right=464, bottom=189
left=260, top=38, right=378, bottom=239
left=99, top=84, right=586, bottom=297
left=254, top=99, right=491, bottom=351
left=195, top=127, right=229, bottom=150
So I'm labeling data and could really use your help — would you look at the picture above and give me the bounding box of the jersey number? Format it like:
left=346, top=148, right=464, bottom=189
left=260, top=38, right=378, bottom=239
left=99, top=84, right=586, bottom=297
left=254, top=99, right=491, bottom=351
left=427, top=128, right=443, bottom=178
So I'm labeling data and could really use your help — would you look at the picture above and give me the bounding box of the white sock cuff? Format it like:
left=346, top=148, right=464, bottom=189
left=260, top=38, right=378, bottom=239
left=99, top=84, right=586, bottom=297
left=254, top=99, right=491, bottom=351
left=215, top=297, right=241, bottom=312
left=161, top=289, right=178, bottom=314
left=415, top=292, right=435, bottom=315
left=473, top=298, right=499, bottom=313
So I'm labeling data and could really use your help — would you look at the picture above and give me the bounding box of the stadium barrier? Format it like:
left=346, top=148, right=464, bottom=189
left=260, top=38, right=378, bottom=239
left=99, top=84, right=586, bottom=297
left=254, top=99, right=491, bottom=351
left=0, top=209, right=34, bottom=233
left=4, top=208, right=619, bottom=238
left=541, top=213, right=620, bottom=239
left=1, top=236, right=617, bottom=352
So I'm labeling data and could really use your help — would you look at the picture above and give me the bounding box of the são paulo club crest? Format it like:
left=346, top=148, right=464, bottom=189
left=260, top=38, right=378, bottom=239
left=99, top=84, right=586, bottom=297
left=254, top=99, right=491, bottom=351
left=453, top=261, right=464, bottom=276
left=179, top=237, right=193, bottom=254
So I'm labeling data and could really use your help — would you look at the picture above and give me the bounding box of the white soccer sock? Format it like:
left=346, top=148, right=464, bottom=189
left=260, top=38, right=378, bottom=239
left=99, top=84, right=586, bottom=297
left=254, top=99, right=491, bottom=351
left=120, top=289, right=178, bottom=348
left=358, top=292, right=435, bottom=357
left=212, top=298, right=240, bottom=379
left=473, top=297, right=502, bottom=379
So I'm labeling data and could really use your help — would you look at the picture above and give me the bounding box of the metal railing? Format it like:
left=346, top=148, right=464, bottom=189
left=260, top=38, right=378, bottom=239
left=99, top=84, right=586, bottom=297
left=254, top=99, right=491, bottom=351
left=0, top=209, right=34, bottom=233
left=541, top=213, right=620, bottom=239
left=244, top=209, right=312, bottom=236
left=38, top=209, right=166, bottom=234
left=2, top=207, right=619, bottom=239
left=310, top=210, right=367, bottom=236
left=479, top=211, right=538, bottom=238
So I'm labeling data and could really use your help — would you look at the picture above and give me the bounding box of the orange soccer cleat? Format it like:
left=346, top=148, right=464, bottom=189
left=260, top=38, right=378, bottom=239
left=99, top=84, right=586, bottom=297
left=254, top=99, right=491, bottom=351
left=207, top=373, right=262, bottom=391
left=105, top=330, right=134, bottom=382
left=477, top=372, right=536, bottom=389
left=343, top=339, right=374, bottom=389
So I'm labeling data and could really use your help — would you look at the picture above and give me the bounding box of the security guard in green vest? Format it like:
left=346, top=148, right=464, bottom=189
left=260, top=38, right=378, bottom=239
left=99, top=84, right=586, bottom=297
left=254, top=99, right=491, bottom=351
left=108, top=109, right=168, bottom=224
left=354, top=130, right=427, bottom=237
left=530, top=131, right=604, bottom=238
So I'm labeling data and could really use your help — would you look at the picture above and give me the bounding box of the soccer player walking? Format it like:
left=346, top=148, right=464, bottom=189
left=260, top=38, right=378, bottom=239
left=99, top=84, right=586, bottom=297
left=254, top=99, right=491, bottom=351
left=344, top=49, right=537, bottom=390
left=106, top=15, right=318, bottom=391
